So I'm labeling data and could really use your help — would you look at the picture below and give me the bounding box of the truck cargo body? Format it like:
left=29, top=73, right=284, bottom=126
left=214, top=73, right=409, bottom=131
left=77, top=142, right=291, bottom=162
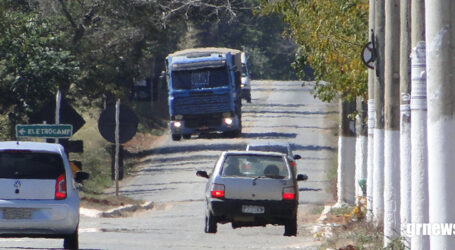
left=166, top=48, right=242, bottom=140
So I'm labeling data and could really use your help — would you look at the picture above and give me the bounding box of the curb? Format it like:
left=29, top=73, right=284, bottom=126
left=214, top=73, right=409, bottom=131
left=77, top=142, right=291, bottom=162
left=81, top=201, right=154, bottom=218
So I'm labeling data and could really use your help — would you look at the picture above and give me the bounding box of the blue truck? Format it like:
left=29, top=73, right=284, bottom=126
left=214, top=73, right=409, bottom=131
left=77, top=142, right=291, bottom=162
left=165, top=47, right=243, bottom=141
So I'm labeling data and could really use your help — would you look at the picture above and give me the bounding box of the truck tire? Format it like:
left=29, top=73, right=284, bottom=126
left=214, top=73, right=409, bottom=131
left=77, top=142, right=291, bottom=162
left=172, top=134, right=181, bottom=141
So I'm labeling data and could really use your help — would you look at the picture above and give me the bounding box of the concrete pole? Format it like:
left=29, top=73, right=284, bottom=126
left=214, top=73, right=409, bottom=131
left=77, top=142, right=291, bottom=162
left=410, top=1, right=428, bottom=249
left=384, top=0, right=400, bottom=244
left=355, top=98, right=368, bottom=201
left=373, top=0, right=385, bottom=226
left=337, top=99, right=357, bottom=205
left=399, top=0, right=411, bottom=246
left=366, top=0, right=375, bottom=223
left=426, top=0, right=454, bottom=248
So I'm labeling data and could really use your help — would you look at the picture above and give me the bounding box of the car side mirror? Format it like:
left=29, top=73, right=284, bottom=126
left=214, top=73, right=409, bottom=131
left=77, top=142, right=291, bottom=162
left=74, top=171, right=90, bottom=183
left=297, top=174, right=308, bottom=181
left=196, top=170, right=209, bottom=179
left=293, top=155, right=302, bottom=160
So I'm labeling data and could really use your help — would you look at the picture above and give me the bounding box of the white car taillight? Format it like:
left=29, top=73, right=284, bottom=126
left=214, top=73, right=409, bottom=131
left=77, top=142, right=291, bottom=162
left=55, top=173, right=67, bottom=200
left=282, top=187, right=295, bottom=200
left=210, top=183, right=225, bottom=199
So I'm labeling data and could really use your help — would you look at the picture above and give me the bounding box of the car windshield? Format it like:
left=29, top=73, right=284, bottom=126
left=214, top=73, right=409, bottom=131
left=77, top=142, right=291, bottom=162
left=247, top=145, right=288, bottom=155
left=172, top=66, right=229, bottom=90
left=221, top=154, right=288, bottom=179
left=0, top=151, right=64, bottom=179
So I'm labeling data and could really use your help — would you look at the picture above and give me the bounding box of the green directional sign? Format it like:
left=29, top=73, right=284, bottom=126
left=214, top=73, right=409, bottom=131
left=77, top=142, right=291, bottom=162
left=16, top=124, right=73, bottom=138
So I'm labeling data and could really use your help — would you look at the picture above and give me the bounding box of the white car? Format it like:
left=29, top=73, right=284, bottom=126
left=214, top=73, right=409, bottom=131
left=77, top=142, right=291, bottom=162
left=0, top=141, right=88, bottom=250
left=196, top=151, right=307, bottom=236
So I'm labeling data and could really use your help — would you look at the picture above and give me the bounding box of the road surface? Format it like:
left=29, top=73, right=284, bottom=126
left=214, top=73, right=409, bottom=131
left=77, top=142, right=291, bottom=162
left=0, top=80, right=338, bottom=249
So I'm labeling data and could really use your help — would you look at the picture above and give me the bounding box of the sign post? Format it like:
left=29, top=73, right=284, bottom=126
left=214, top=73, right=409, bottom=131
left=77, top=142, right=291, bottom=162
left=16, top=124, right=73, bottom=139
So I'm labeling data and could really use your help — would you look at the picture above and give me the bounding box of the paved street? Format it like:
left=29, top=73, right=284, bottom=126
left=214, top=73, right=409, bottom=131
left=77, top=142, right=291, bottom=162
left=0, top=80, right=338, bottom=249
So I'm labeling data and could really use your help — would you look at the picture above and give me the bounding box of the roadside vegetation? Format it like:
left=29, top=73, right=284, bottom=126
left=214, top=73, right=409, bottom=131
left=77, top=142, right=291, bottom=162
left=0, top=0, right=297, bottom=200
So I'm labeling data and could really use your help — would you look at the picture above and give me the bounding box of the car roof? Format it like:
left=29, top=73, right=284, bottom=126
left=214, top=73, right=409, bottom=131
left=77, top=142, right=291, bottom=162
left=0, top=141, right=64, bottom=153
left=246, top=141, right=290, bottom=147
left=223, top=150, right=287, bottom=157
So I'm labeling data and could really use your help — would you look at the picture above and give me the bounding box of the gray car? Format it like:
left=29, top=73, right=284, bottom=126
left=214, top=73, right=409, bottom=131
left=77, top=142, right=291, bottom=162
left=246, top=141, right=302, bottom=172
left=0, top=141, right=89, bottom=250
left=196, top=151, right=307, bottom=236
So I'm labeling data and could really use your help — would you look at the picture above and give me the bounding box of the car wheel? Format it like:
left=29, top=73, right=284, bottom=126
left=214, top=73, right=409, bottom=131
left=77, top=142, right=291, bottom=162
left=204, top=213, right=217, bottom=233
left=172, top=134, right=181, bottom=141
left=63, top=227, right=79, bottom=250
left=182, top=134, right=191, bottom=139
left=284, top=219, right=297, bottom=236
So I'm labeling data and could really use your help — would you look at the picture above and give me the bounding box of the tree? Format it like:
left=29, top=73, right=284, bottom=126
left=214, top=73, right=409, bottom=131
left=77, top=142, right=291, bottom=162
left=260, top=0, right=369, bottom=101
left=0, top=1, right=80, bottom=135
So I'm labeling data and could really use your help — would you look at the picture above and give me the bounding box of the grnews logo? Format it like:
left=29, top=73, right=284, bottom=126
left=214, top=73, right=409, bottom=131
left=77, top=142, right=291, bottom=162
left=405, top=223, right=455, bottom=236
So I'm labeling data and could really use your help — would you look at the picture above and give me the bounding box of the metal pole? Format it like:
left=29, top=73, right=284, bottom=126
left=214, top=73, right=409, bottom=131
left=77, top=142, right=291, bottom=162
left=410, top=0, right=428, bottom=249
left=373, top=0, right=385, bottom=226
left=399, top=0, right=411, bottom=246
left=366, top=0, right=375, bottom=223
left=55, top=90, right=61, bottom=144
left=426, top=0, right=454, bottom=248
left=115, top=99, right=120, bottom=197
left=384, top=0, right=401, bottom=244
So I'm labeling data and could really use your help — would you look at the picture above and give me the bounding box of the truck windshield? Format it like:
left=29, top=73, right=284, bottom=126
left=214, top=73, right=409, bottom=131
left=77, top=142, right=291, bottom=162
left=172, top=67, right=229, bottom=90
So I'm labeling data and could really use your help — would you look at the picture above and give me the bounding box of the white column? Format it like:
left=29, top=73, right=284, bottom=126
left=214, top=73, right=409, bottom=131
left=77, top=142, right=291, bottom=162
left=426, top=0, right=455, bottom=248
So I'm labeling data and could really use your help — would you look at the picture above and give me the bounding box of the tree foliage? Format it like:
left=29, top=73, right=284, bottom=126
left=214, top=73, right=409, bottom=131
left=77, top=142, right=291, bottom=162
left=260, top=0, right=369, bottom=102
left=0, top=1, right=79, bottom=122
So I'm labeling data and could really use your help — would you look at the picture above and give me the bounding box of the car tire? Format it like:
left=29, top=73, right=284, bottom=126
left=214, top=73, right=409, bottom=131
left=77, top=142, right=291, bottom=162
left=63, top=227, right=79, bottom=250
left=204, top=213, right=217, bottom=233
left=284, top=219, right=297, bottom=236
left=172, top=134, right=181, bottom=141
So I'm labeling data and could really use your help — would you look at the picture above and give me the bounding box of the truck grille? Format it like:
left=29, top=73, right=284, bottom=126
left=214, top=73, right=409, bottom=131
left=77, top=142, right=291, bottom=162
left=173, top=93, right=231, bottom=115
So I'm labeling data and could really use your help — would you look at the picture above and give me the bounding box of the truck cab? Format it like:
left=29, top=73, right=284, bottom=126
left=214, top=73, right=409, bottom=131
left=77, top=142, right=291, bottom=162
left=166, top=48, right=243, bottom=140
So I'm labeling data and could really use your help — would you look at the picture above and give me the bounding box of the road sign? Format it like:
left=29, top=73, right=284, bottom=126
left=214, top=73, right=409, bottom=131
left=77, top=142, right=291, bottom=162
left=29, top=98, right=85, bottom=134
left=361, top=41, right=375, bottom=69
left=98, top=104, right=138, bottom=144
left=16, top=124, right=73, bottom=138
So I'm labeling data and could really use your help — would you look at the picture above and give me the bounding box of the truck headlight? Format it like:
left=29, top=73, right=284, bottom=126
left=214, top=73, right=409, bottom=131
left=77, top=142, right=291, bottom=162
left=173, top=121, right=182, bottom=128
left=223, top=117, right=233, bottom=126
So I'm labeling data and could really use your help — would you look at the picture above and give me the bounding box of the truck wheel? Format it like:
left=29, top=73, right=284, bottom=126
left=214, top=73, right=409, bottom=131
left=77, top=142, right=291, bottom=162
left=172, top=134, right=181, bottom=141
left=63, top=227, right=78, bottom=250
left=284, top=219, right=297, bottom=236
left=183, top=134, right=191, bottom=139
left=204, top=213, right=217, bottom=233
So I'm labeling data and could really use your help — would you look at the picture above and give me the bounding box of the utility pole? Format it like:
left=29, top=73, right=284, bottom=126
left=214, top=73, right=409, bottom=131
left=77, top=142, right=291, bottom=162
left=366, top=0, right=375, bottom=223
left=384, top=0, right=400, bottom=244
left=337, top=99, right=356, bottom=205
left=355, top=98, right=367, bottom=201
left=427, top=0, right=454, bottom=248
left=373, top=0, right=385, bottom=226
left=399, top=0, right=411, bottom=246
left=411, top=0, right=428, bottom=249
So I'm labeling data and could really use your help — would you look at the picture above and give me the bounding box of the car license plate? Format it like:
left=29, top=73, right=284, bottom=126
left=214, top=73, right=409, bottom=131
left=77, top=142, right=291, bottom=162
left=199, top=125, right=209, bottom=130
left=2, top=208, right=33, bottom=220
left=242, top=205, right=264, bottom=214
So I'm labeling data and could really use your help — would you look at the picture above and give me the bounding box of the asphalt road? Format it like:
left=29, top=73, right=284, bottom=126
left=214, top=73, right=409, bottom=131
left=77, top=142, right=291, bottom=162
left=0, top=80, right=338, bottom=249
